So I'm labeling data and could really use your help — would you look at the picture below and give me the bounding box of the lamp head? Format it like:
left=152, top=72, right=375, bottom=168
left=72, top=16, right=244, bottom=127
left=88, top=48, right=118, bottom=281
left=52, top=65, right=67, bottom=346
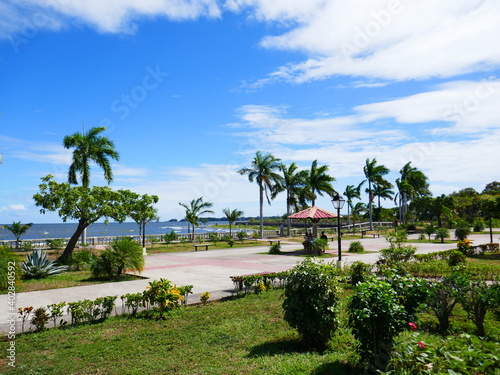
left=331, top=193, right=345, bottom=210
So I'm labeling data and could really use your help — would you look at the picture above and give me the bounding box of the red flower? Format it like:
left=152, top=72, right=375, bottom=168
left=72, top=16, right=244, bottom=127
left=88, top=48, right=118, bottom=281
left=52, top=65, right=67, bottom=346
left=418, top=341, right=425, bottom=348
left=408, top=322, right=417, bottom=331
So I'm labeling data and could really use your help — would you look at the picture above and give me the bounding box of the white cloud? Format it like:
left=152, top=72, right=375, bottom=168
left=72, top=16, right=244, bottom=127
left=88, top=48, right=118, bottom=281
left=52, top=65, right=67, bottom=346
left=233, top=0, right=500, bottom=83
left=0, top=0, right=221, bottom=38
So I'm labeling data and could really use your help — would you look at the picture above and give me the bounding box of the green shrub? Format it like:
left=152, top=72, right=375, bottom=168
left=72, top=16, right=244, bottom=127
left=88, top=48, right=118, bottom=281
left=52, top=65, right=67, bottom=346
left=282, top=259, right=342, bottom=350
left=311, top=238, right=327, bottom=255
left=269, top=242, right=281, bottom=254
left=349, top=261, right=372, bottom=286
left=45, top=239, right=66, bottom=249
left=348, top=279, right=407, bottom=371
left=208, top=232, right=219, bottom=243
left=0, top=246, right=20, bottom=290
left=385, top=273, right=430, bottom=322
left=454, top=219, right=471, bottom=241
left=460, top=279, right=498, bottom=337
left=348, top=241, right=364, bottom=253
left=384, top=332, right=500, bottom=375
left=434, top=227, right=450, bottom=243
left=426, top=270, right=470, bottom=332
left=448, top=250, right=466, bottom=267
left=31, top=307, right=49, bottom=331
left=91, top=237, right=144, bottom=280
left=473, top=218, right=485, bottom=232
left=163, top=230, right=178, bottom=244
left=236, top=231, right=246, bottom=241
left=68, top=249, right=96, bottom=271
left=21, top=249, right=68, bottom=279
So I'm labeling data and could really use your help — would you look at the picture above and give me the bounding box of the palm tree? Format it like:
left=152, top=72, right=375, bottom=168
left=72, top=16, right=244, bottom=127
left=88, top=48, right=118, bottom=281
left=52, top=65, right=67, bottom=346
left=344, top=183, right=363, bottom=228
left=223, top=208, right=244, bottom=237
left=179, top=197, right=214, bottom=241
left=373, top=180, right=394, bottom=221
left=351, top=202, right=367, bottom=230
left=238, top=151, right=283, bottom=238
left=63, top=126, right=119, bottom=188
left=63, top=126, right=119, bottom=246
left=363, top=158, right=390, bottom=230
left=303, top=160, right=336, bottom=206
left=395, top=162, right=430, bottom=223
left=3, top=221, right=33, bottom=249
left=271, top=162, right=307, bottom=236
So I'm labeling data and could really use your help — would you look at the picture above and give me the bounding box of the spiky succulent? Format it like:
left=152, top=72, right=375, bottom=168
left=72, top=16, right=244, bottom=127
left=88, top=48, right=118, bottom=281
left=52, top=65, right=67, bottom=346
left=22, top=249, right=68, bottom=279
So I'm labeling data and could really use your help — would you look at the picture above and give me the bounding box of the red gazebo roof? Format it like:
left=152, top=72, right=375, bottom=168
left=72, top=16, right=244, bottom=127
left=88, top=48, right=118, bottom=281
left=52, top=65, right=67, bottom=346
left=288, top=205, right=340, bottom=220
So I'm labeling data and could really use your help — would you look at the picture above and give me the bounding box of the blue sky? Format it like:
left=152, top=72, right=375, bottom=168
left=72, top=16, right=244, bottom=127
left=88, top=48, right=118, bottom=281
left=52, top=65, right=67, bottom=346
left=1, top=0, right=499, bottom=224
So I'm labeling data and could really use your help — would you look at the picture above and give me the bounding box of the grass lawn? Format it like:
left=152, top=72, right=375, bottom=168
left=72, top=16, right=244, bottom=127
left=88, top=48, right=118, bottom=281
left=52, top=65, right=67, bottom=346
left=2, top=287, right=499, bottom=375
left=1, top=290, right=360, bottom=375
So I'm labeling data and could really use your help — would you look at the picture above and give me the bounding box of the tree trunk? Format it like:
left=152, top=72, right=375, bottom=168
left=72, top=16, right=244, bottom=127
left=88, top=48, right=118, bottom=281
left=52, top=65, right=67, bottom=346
left=57, top=219, right=89, bottom=264
left=368, top=181, right=373, bottom=230
left=259, top=183, right=264, bottom=238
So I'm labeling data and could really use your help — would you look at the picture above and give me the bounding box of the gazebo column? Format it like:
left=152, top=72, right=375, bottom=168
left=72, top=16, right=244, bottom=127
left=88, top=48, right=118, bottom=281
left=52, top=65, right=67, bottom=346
left=311, top=218, right=319, bottom=238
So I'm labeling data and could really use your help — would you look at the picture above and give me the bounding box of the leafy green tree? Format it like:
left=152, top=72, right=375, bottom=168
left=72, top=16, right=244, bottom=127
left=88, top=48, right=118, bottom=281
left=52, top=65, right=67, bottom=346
left=222, top=207, right=244, bottom=236
left=477, top=194, right=500, bottom=243
left=179, top=197, right=214, bottom=241
left=363, top=158, right=390, bottom=230
left=122, top=191, right=159, bottom=247
left=63, top=126, right=119, bottom=188
left=344, top=183, right=363, bottom=228
left=481, top=181, right=500, bottom=195
left=3, top=221, right=33, bottom=249
left=303, top=159, right=336, bottom=206
left=33, top=175, right=130, bottom=263
left=395, top=162, right=430, bottom=224
left=271, top=162, right=307, bottom=235
left=238, top=151, right=283, bottom=238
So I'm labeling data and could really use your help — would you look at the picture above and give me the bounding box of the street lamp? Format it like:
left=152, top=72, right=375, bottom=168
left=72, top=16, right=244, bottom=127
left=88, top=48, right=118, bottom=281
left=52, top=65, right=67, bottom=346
left=332, top=194, right=346, bottom=268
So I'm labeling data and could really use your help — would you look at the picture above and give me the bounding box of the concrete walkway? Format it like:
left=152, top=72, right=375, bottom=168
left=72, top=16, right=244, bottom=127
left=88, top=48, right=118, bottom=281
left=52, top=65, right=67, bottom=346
left=1, top=232, right=497, bottom=334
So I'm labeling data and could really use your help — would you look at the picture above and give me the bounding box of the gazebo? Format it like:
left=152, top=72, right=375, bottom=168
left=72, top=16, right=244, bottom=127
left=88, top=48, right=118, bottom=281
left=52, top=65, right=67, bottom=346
left=288, top=205, right=340, bottom=238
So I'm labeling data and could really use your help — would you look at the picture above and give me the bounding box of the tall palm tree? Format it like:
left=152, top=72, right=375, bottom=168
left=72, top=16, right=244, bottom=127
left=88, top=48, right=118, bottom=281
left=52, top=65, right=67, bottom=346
left=303, top=160, right=336, bottom=206
left=3, top=221, right=33, bottom=249
left=344, top=183, right=363, bottom=228
left=271, top=162, right=307, bottom=236
left=223, top=208, right=244, bottom=236
left=395, top=162, right=430, bottom=223
left=179, top=197, right=214, bottom=241
left=63, top=126, right=119, bottom=188
left=351, top=202, right=367, bottom=230
left=238, top=151, right=283, bottom=238
left=63, top=126, right=119, bottom=245
left=373, top=180, right=394, bottom=221
left=363, top=158, right=390, bottom=230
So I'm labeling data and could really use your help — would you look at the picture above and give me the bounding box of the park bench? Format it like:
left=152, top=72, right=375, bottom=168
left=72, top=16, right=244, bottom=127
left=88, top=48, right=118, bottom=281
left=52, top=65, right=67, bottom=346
left=194, top=243, right=211, bottom=251
left=267, top=239, right=281, bottom=246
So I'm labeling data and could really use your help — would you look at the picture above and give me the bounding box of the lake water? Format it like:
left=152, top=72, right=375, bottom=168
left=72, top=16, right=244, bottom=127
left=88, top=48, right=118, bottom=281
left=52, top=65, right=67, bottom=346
left=0, top=221, right=231, bottom=241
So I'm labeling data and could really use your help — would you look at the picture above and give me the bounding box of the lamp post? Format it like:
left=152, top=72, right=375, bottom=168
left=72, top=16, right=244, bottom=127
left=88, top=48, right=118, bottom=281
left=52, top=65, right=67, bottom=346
left=332, top=194, right=346, bottom=268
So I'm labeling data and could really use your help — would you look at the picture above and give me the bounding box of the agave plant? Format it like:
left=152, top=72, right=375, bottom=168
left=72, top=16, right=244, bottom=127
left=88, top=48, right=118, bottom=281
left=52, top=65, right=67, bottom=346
left=21, top=249, right=68, bottom=279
